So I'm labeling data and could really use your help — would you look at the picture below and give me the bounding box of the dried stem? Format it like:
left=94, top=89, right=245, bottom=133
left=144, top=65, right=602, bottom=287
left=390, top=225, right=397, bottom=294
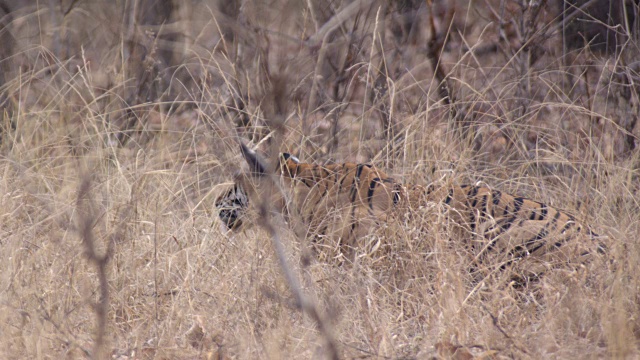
left=241, top=143, right=340, bottom=359
left=76, top=176, right=112, bottom=360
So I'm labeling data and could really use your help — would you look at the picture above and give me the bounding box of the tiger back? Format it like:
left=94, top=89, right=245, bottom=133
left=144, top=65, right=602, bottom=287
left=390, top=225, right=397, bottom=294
left=406, top=183, right=604, bottom=275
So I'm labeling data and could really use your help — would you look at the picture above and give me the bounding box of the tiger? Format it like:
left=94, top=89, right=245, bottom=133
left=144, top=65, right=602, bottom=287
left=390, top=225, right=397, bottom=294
left=216, top=144, right=606, bottom=279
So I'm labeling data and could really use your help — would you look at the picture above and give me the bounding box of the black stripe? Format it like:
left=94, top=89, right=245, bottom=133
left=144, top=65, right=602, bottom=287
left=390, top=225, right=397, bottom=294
left=596, top=241, right=607, bottom=254
left=350, top=186, right=358, bottom=203
left=319, top=183, right=329, bottom=198
left=527, top=201, right=543, bottom=220
left=501, top=216, right=517, bottom=231
left=444, top=189, right=454, bottom=204
left=467, top=188, right=480, bottom=230
left=523, top=227, right=549, bottom=251
left=338, top=173, right=349, bottom=192
left=393, top=184, right=403, bottom=205
left=426, top=184, right=435, bottom=195
left=484, top=215, right=513, bottom=242
left=484, top=236, right=503, bottom=253
left=336, top=165, right=346, bottom=189
left=539, top=210, right=562, bottom=237
left=526, top=239, right=547, bottom=255
left=491, top=190, right=502, bottom=205
left=538, top=205, right=547, bottom=221
left=467, top=185, right=479, bottom=199
left=393, top=191, right=401, bottom=205
left=489, top=191, right=500, bottom=218
left=551, top=219, right=579, bottom=249
left=350, top=164, right=365, bottom=203
left=502, top=202, right=510, bottom=216
left=510, top=245, right=526, bottom=259
left=512, top=197, right=524, bottom=215
left=498, top=259, right=516, bottom=271
left=355, top=164, right=365, bottom=180
left=479, top=195, right=488, bottom=218
left=469, top=211, right=477, bottom=232
left=367, top=178, right=380, bottom=210
left=349, top=201, right=358, bottom=239
left=554, top=233, right=578, bottom=249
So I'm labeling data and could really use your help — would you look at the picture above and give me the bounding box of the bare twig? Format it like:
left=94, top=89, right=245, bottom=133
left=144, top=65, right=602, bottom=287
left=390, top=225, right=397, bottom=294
left=260, top=214, right=340, bottom=359
left=76, top=176, right=112, bottom=360
left=306, top=0, right=376, bottom=48
left=554, top=0, right=600, bottom=38
left=481, top=304, right=529, bottom=355
left=367, top=4, right=394, bottom=141
left=62, top=0, right=82, bottom=17
left=426, top=0, right=454, bottom=106
left=240, top=143, right=340, bottom=360
left=426, top=0, right=473, bottom=139
left=35, top=296, right=92, bottom=357
left=305, top=29, right=331, bottom=126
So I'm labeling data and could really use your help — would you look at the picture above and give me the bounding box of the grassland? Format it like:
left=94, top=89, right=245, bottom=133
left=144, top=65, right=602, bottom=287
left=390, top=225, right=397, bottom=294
left=0, top=1, right=638, bottom=358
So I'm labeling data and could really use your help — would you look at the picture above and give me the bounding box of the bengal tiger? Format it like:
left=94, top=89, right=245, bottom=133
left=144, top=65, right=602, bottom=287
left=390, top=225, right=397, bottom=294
left=216, top=144, right=606, bottom=278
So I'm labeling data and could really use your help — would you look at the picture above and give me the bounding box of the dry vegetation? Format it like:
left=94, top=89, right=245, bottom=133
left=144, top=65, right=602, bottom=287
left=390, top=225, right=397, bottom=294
left=0, top=0, right=639, bottom=358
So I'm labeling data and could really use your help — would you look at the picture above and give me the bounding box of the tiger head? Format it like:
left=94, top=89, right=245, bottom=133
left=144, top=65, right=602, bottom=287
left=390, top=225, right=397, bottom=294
left=216, top=144, right=299, bottom=231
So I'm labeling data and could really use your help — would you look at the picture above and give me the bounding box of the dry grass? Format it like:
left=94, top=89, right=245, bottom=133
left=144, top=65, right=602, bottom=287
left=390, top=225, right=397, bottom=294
left=0, top=0, right=639, bottom=358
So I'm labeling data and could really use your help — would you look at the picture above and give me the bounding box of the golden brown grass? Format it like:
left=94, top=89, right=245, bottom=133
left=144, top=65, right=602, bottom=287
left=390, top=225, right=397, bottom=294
left=0, top=1, right=638, bottom=359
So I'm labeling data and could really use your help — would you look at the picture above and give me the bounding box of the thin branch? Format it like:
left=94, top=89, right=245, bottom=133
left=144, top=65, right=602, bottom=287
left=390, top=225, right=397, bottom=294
left=76, top=176, right=112, bottom=359
left=306, top=0, right=376, bottom=48
left=239, top=143, right=340, bottom=360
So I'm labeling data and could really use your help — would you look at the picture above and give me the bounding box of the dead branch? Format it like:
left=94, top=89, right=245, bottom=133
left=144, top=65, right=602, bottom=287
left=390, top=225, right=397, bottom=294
left=426, top=0, right=454, bottom=106
left=241, top=143, right=341, bottom=360
left=306, top=0, right=377, bottom=48
left=76, top=176, right=112, bottom=360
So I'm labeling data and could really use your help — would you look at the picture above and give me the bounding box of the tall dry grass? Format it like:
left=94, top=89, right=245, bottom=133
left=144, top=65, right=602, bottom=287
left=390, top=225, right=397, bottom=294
left=0, top=0, right=638, bottom=358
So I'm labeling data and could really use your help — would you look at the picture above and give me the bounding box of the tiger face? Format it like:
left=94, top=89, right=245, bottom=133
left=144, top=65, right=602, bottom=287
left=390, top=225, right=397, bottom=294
left=216, top=183, right=249, bottom=230
left=216, top=144, right=605, bottom=275
left=215, top=147, right=292, bottom=232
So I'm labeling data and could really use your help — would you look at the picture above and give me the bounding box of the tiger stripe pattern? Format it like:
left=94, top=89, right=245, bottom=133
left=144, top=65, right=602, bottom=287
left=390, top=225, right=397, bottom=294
left=216, top=145, right=605, bottom=276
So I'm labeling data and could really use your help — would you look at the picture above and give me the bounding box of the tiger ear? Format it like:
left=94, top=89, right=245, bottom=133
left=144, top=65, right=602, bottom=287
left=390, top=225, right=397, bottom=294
left=281, top=153, right=300, bottom=164
left=240, top=143, right=268, bottom=177
left=279, top=152, right=300, bottom=177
